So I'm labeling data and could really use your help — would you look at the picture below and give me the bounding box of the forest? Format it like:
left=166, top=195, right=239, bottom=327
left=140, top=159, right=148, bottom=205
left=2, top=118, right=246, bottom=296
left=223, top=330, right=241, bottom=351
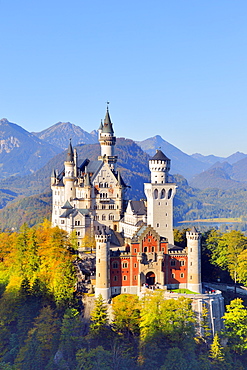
left=1, top=223, right=247, bottom=369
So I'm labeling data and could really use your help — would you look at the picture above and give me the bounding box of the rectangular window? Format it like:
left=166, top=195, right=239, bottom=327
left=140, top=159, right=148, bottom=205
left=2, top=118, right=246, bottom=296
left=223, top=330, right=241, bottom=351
left=180, top=260, right=185, bottom=266
left=180, top=273, right=184, bottom=278
left=123, top=275, right=127, bottom=281
left=134, top=275, right=137, bottom=280
left=171, top=273, right=175, bottom=279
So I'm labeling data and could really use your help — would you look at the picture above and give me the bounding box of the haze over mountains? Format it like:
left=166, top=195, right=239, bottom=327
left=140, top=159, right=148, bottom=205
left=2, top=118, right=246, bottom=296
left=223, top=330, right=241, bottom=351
left=1, top=117, right=247, bottom=190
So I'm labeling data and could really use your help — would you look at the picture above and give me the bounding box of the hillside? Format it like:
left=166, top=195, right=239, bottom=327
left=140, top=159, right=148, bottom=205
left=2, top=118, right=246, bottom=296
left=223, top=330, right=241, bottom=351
left=0, top=118, right=61, bottom=179
left=190, top=158, right=247, bottom=189
left=33, top=121, right=98, bottom=150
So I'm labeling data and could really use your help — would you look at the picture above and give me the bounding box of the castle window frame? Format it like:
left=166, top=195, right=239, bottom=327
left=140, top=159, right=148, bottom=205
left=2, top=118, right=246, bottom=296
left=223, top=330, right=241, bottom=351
left=180, top=260, right=185, bottom=266
left=123, top=275, right=127, bottom=281
left=109, top=214, right=114, bottom=221
left=134, top=263, right=137, bottom=268
left=61, top=220, right=65, bottom=224
left=114, top=275, right=118, bottom=281
left=144, top=247, right=147, bottom=253
left=170, top=259, right=176, bottom=266
left=112, top=262, right=118, bottom=269
left=122, top=262, right=128, bottom=269
left=180, top=273, right=184, bottom=278
left=102, top=214, right=106, bottom=221
left=134, top=275, right=137, bottom=280
left=171, top=273, right=175, bottom=279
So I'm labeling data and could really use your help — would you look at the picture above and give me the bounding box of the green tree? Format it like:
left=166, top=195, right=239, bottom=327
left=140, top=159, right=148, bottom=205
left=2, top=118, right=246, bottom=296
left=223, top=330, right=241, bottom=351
left=222, top=298, right=247, bottom=354
left=90, top=295, right=109, bottom=333
left=112, top=294, right=140, bottom=337
left=58, top=308, right=83, bottom=368
left=209, top=333, right=225, bottom=369
left=76, top=346, right=112, bottom=370
left=208, top=230, right=247, bottom=293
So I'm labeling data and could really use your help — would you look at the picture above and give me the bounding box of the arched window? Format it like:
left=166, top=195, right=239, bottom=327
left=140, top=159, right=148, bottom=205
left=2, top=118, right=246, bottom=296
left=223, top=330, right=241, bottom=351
left=109, top=214, right=114, bottom=221
left=168, top=189, right=172, bottom=199
left=161, top=189, right=166, bottom=199
left=102, top=214, right=106, bottom=221
left=154, top=189, right=158, bottom=199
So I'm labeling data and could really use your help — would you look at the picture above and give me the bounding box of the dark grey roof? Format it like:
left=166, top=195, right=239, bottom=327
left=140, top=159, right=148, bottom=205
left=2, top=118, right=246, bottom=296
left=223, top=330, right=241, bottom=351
left=60, top=209, right=74, bottom=218
left=60, top=208, right=90, bottom=219
left=66, top=140, right=74, bottom=162
left=87, top=160, right=102, bottom=174
left=102, top=108, right=114, bottom=134
left=151, top=150, right=170, bottom=162
left=78, top=209, right=90, bottom=215
left=61, top=200, right=73, bottom=209
left=130, top=200, right=146, bottom=215
left=168, top=244, right=184, bottom=251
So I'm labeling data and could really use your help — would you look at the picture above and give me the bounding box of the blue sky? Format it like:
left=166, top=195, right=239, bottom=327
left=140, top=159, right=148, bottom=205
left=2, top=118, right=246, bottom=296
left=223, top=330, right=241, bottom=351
left=0, top=1, right=246, bottom=157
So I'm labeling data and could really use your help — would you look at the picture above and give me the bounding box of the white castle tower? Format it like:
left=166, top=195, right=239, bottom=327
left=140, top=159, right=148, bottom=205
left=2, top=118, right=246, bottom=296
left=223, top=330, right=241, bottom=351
left=64, top=140, right=76, bottom=202
left=95, top=228, right=111, bottom=301
left=144, top=150, right=176, bottom=244
left=186, top=227, right=202, bottom=293
left=98, top=106, right=117, bottom=170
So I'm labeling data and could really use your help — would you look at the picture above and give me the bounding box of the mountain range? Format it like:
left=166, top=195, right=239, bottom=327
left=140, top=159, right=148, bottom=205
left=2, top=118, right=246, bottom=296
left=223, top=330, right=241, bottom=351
left=0, top=117, right=247, bottom=230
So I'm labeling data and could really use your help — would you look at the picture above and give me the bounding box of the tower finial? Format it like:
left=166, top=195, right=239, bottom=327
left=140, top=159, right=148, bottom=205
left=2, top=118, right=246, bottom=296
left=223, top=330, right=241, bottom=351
left=106, top=101, right=110, bottom=111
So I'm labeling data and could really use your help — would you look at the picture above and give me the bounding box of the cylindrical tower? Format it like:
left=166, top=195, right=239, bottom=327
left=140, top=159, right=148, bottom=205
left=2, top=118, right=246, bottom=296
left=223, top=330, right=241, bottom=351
left=149, top=150, right=171, bottom=184
left=64, top=140, right=76, bottom=201
left=95, top=229, right=111, bottom=301
left=144, top=149, right=176, bottom=244
left=186, top=227, right=202, bottom=293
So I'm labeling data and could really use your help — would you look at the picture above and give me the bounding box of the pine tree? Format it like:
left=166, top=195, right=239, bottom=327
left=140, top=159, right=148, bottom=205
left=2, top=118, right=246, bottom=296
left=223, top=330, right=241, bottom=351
left=209, top=333, right=224, bottom=362
left=90, top=295, right=109, bottom=333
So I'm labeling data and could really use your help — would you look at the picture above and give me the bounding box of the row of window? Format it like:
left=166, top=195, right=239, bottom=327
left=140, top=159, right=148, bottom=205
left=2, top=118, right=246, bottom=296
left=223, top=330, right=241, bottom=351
left=170, top=259, right=186, bottom=266
left=153, top=188, right=173, bottom=200
left=113, top=275, right=137, bottom=282
left=94, top=214, right=115, bottom=221
left=94, top=204, right=115, bottom=210
left=171, top=273, right=185, bottom=279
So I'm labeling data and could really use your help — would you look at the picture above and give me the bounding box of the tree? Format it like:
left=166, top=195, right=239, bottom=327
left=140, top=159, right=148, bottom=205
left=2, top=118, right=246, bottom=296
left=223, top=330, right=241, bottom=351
left=209, top=333, right=225, bottom=368
left=58, top=308, right=83, bottom=369
left=207, top=230, right=247, bottom=293
left=112, top=294, right=140, bottom=337
left=222, top=298, right=247, bottom=354
left=140, top=291, right=196, bottom=343
left=90, top=295, right=109, bottom=334
left=76, top=346, right=112, bottom=370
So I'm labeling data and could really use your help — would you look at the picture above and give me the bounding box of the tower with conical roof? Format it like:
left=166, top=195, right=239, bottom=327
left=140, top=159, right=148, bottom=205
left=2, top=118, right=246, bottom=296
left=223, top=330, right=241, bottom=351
left=98, top=107, right=117, bottom=170
left=144, top=150, right=176, bottom=244
left=186, top=227, right=202, bottom=293
left=64, top=139, right=76, bottom=202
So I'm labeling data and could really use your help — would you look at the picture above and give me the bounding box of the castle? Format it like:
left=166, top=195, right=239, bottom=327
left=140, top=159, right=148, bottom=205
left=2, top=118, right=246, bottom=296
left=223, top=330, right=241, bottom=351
left=51, top=107, right=202, bottom=300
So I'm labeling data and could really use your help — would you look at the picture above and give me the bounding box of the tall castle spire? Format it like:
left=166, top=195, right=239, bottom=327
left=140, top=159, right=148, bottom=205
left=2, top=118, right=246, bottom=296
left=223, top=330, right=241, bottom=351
left=98, top=106, right=117, bottom=170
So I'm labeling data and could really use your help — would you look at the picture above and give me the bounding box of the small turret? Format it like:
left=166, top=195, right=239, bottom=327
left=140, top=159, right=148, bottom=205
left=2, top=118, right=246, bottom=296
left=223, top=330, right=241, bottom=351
left=149, top=150, right=171, bottom=184
left=51, top=168, right=57, bottom=186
